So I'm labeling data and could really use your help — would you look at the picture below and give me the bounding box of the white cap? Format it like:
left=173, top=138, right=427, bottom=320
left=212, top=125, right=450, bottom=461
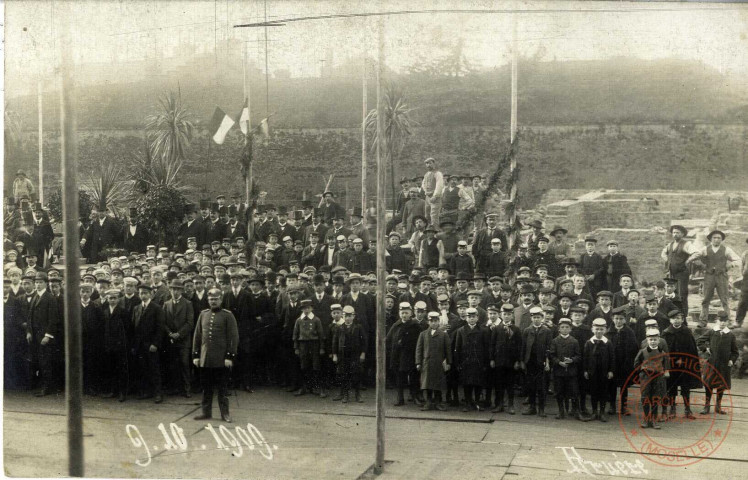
left=414, top=301, right=427, bottom=310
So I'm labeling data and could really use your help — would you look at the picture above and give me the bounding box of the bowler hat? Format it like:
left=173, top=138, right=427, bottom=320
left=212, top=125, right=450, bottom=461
left=168, top=279, right=184, bottom=289
left=549, top=225, right=568, bottom=236
left=528, top=220, right=543, bottom=229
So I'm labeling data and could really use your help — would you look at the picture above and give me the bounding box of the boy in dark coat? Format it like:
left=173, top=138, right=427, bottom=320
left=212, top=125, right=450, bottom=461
left=570, top=307, right=593, bottom=416
left=480, top=238, right=507, bottom=278
left=489, top=304, right=522, bottom=414
left=579, top=237, right=605, bottom=297
left=391, top=303, right=424, bottom=406
left=331, top=306, right=367, bottom=403
left=454, top=308, right=490, bottom=412
left=605, top=306, right=638, bottom=415
left=415, top=312, right=452, bottom=411
left=601, top=240, right=632, bottom=293
left=80, top=284, right=105, bottom=396
left=293, top=299, right=326, bottom=396
left=445, top=300, right=468, bottom=405
left=101, top=289, right=130, bottom=402
left=448, top=240, right=475, bottom=278
left=697, top=311, right=739, bottom=414
left=521, top=307, right=553, bottom=417
left=661, top=309, right=699, bottom=419
left=634, top=328, right=670, bottom=429
left=583, top=319, right=615, bottom=422
left=550, top=318, right=582, bottom=419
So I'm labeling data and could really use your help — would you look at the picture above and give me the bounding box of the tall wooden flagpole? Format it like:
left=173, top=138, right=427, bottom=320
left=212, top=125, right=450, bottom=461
left=374, top=15, right=387, bottom=475
left=38, top=80, right=44, bottom=203
left=244, top=41, right=252, bottom=205
left=361, top=33, right=368, bottom=223
left=59, top=2, right=84, bottom=476
left=508, top=14, right=518, bottom=249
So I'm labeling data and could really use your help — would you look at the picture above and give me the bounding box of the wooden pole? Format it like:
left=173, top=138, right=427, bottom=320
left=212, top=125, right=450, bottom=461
left=244, top=41, right=251, bottom=205
left=59, top=2, right=84, bottom=475
left=508, top=14, right=518, bottom=249
left=374, top=16, right=387, bottom=475
left=361, top=32, right=368, bottom=224
left=38, top=80, right=44, bottom=203
left=244, top=41, right=255, bottom=243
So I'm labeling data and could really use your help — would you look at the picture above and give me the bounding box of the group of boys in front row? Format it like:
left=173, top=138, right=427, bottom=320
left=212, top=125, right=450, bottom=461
left=382, top=293, right=738, bottom=429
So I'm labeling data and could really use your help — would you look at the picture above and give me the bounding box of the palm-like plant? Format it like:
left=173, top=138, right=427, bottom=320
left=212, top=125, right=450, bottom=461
left=127, top=136, right=187, bottom=198
left=145, top=90, right=194, bottom=165
left=365, top=83, right=415, bottom=208
left=86, top=161, right=128, bottom=215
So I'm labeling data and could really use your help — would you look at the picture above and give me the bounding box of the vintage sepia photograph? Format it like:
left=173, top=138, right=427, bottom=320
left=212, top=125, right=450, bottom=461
left=2, top=1, right=748, bottom=478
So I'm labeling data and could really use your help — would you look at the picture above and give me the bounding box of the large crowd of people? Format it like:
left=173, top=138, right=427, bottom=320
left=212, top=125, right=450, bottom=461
left=3, top=156, right=747, bottom=426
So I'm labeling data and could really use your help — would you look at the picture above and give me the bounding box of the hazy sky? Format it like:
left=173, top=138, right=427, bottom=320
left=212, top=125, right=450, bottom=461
left=5, top=0, right=748, bottom=93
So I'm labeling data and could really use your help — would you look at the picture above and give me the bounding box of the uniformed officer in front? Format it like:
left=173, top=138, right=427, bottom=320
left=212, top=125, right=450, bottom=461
left=193, top=288, right=239, bottom=422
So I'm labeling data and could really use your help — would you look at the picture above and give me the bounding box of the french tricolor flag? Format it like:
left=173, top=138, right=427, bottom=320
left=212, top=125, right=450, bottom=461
left=209, top=107, right=235, bottom=145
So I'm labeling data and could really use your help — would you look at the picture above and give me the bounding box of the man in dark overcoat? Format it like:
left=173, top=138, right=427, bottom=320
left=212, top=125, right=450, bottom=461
left=131, top=285, right=165, bottom=403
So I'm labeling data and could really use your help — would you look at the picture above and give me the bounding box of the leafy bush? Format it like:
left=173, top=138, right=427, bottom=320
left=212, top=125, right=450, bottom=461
left=132, top=185, right=186, bottom=248
left=46, top=188, right=94, bottom=224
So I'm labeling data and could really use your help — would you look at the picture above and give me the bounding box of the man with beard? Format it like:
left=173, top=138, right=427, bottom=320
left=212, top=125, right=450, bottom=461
left=660, top=225, right=695, bottom=315
left=123, top=207, right=151, bottom=254
left=320, top=191, right=346, bottom=226
left=80, top=207, right=119, bottom=263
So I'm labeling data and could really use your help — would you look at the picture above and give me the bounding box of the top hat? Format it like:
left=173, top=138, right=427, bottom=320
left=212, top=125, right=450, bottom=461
left=128, top=207, right=138, bottom=217
left=292, top=210, right=304, bottom=221
left=199, top=199, right=211, bottom=209
left=228, top=205, right=239, bottom=216
left=301, top=200, right=312, bottom=209
left=277, top=206, right=288, bottom=216
left=351, top=206, right=363, bottom=218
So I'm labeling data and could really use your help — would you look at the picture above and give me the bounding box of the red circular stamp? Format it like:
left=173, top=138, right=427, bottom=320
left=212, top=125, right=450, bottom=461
left=618, top=352, right=733, bottom=467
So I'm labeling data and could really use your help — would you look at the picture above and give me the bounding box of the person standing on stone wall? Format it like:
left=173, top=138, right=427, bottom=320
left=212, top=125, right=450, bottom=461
left=12, top=170, right=35, bottom=202
left=735, top=239, right=748, bottom=327
left=421, top=158, right=444, bottom=228
left=686, top=230, right=742, bottom=327
left=660, top=225, right=696, bottom=316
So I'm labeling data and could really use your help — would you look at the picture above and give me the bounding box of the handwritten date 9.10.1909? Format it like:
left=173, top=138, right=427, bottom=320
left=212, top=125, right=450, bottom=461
left=126, top=422, right=278, bottom=467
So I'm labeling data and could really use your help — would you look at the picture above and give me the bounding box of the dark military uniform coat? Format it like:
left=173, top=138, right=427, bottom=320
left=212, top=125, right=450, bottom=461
left=193, top=308, right=239, bottom=368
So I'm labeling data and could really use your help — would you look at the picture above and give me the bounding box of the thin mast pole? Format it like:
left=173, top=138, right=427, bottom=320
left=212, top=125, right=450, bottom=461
left=374, top=15, right=386, bottom=475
